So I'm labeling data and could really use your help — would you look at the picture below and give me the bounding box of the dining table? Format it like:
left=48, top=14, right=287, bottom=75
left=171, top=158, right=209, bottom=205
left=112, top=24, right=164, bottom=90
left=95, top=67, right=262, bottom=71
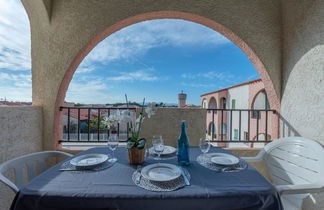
left=10, top=146, right=282, bottom=210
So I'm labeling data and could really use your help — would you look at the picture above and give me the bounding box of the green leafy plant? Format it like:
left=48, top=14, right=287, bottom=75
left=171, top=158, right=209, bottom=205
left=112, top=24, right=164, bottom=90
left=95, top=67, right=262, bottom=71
left=103, top=96, right=157, bottom=150
left=127, top=98, right=156, bottom=149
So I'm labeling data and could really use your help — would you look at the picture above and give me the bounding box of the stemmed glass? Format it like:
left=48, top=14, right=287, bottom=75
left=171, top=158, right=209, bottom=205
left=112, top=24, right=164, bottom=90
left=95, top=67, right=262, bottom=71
left=152, top=135, right=164, bottom=161
left=199, top=138, right=210, bottom=154
left=108, top=133, right=118, bottom=163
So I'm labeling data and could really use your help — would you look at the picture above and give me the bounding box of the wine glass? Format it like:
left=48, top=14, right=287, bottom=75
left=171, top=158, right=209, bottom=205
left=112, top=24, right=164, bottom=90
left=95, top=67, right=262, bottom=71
left=108, top=133, right=118, bottom=163
left=199, top=138, right=210, bottom=154
left=152, top=135, right=164, bottom=161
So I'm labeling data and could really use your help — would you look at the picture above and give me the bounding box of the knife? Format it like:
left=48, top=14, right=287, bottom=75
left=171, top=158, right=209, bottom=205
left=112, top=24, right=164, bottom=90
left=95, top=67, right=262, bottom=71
left=59, top=168, right=80, bottom=171
left=178, top=167, right=190, bottom=186
left=135, top=166, right=142, bottom=184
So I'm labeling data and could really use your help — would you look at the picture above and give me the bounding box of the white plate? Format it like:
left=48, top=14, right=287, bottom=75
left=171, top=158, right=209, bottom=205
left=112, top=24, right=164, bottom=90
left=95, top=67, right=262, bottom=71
left=70, top=154, right=109, bottom=169
left=141, top=163, right=181, bottom=182
left=209, top=153, right=240, bottom=166
left=149, top=146, right=177, bottom=155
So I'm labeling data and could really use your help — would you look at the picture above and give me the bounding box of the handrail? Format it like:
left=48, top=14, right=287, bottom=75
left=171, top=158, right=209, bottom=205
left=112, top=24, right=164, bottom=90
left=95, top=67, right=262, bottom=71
left=59, top=107, right=278, bottom=146
left=59, top=107, right=136, bottom=143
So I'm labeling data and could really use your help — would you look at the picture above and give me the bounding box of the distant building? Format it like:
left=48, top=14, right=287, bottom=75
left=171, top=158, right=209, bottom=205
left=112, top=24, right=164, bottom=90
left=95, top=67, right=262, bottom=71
left=0, top=100, right=32, bottom=106
left=201, top=79, right=276, bottom=148
left=178, top=91, right=187, bottom=107
left=61, top=102, right=137, bottom=140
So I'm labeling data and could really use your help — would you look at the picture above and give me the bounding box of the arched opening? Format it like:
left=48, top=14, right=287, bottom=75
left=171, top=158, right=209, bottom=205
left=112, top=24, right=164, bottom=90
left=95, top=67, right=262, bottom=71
left=252, top=90, right=269, bottom=109
left=208, top=97, right=217, bottom=109
left=202, top=98, right=208, bottom=109
left=220, top=97, right=227, bottom=109
left=251, top=133, right=271, bottom=148
left=251, top=89, right=270, bottom=119
left=54, top=11, right=280, bottom=147
left=207, top=122, right=216, bottom=137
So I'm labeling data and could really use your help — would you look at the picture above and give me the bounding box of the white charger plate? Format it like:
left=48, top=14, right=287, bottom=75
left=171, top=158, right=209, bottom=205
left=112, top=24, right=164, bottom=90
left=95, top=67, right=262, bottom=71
left=141, top=163, right=181, bottom=182
left=209, top=153, right=240, bottom=166
left=70, top=154, right=109, bottom=169
left=149, top=146, right=176, bottom=155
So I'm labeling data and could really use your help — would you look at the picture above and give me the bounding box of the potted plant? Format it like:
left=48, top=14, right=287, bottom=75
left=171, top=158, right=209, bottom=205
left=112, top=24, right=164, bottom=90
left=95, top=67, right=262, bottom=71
left=127, top=99, right=156, bottom=164
left=103, top=98, right=156, bottom=165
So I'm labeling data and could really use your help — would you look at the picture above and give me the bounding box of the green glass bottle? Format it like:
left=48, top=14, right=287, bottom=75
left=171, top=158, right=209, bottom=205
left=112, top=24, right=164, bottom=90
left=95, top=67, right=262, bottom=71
left=177, top=120, right=190, bottom=165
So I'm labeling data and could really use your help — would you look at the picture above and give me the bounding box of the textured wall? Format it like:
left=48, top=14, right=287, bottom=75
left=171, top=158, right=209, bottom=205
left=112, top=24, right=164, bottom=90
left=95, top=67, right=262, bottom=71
left=280, top=1, right=324, bottom=209
left=281, top=0, right=324, bottom=145
left=21, top=0, right=282, bottom=150
left=0, top=106, right=43, bottom=210
left=140, top=108, right=206, bottom=147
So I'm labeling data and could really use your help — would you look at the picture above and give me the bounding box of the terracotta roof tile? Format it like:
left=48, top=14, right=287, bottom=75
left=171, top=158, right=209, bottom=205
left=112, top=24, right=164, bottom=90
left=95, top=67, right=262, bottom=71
left=200, top=79, right=262, bottom=97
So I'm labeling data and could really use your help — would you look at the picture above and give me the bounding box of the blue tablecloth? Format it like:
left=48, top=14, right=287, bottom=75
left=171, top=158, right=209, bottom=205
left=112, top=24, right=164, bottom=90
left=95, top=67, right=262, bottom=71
left=11, top=147, right=282, bottom=210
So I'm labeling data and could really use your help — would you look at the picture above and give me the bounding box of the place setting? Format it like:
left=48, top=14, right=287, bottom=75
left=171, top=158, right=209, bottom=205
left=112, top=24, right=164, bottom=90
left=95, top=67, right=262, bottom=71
left=132, top=135, right=191, bottom=192
left=196, top=138, right=247, bottom=172
left=146, top=135, right=177, bottom=160
left=60, top=133, right=119, bottom=172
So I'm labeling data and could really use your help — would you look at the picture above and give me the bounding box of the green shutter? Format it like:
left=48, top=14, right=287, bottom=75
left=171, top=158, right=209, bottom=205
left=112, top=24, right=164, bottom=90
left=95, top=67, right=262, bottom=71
left=232, top=99, right=236, bottom=109
left=234, top=129, right=238, bottom=140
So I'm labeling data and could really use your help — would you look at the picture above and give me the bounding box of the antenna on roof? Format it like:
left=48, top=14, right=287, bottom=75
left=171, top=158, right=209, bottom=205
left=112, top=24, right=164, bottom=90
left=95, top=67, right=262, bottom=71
left=125, top=94, right=129, bottom=108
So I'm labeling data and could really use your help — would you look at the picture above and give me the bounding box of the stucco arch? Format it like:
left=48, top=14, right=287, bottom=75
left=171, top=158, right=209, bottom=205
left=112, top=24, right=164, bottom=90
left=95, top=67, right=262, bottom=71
left=208, top=97, right=217, bottom=109
left=202, top=98, right=208, bottom=109
left=220, top=97, right=227, bottom=109
left=17, top=1, right=324, bottom=208
left=21, top=0, right=51, bottom=25
left=250, top=89, right=269, bottom=109
left=53, top=11, right=280, bottom=147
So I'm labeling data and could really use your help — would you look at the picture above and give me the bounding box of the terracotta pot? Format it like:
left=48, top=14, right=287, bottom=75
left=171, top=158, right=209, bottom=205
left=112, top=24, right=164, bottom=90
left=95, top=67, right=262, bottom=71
left=127, top=148, right=145, bottom=165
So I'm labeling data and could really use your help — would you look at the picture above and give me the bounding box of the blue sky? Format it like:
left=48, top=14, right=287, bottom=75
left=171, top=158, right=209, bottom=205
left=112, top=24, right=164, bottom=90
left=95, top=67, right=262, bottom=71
left=0, top=0, right=259, bottom=105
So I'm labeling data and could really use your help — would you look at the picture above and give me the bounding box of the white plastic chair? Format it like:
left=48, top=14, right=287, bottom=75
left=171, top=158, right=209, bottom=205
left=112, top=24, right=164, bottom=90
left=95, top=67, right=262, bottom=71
left=242, top=137, right=324, bottom=210
left=0, top=151, right=72, bottom=192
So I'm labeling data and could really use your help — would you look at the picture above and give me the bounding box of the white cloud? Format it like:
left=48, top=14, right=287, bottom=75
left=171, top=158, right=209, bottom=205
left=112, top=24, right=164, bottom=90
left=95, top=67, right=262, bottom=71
left=139, top=20, right=228, bottom=46
left=247, top=74, right=260, bottom=80
left=0, top=71, right=31, bottom=101
left=77, top=65, right=96, bottom=73
left=0, top=0, right=31, bottom=71
left=106, top=70, right=163, bottom=82
left=68, top=78, right=107, bottom=93
left=65, top=76, right=128, bottom=104
left=0, top=0, right=31, bottom=101
left=181, top=71, right=236, bottom=83
left=65, top=77, right=112, bottom=104
left=0, top=72, right=31, bottom=82
left=77, top=19, right=229, bottom=73
left=181, top=82, right=220, bottom=88
left=0, top=85, right=31, bottom=101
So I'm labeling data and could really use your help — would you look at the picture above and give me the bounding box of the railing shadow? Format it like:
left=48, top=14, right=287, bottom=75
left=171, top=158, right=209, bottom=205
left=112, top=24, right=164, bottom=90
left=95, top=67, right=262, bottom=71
left=278, top=114, right=301, bottom=137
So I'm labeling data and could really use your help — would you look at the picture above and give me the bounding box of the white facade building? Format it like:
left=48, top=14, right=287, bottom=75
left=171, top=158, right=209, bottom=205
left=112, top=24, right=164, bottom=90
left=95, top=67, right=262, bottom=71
left=227, top=85, right=250, bottom=148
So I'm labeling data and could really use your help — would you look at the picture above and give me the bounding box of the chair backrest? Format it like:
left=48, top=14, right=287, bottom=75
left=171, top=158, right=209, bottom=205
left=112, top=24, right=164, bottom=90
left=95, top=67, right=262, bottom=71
left=263, top=137, right=324, bottom=188
left=0, top=151, right=72, bottom=192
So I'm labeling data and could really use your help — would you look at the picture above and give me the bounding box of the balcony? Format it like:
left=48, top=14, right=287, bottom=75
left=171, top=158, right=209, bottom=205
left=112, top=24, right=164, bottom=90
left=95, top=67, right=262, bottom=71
left=58, top=107, right=278, bottom=148
left=1, top=0, right=324, bottom=210
left=1, top=105, right=322, bottom=209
